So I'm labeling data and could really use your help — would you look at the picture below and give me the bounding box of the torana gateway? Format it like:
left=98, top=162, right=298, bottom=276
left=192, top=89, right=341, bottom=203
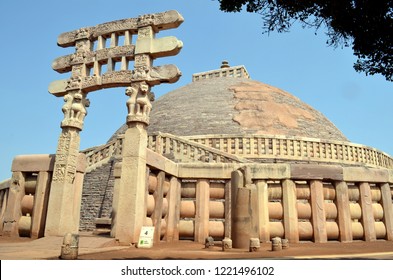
left=1, top=11, right=393, bottom=250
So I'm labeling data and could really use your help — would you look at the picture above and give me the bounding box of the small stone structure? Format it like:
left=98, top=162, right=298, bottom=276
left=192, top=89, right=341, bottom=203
left=60, top=233, right=79, bottom=260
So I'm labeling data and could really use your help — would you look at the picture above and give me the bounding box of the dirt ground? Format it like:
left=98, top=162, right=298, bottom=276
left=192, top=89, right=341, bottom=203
left=77, top=239, right=393, bottom=260
left=2, top=235, right=393, bottom=260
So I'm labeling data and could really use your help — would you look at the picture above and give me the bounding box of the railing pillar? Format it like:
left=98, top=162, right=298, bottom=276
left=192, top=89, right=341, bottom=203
left=359, top=182, right=376, bottom=241
left=256, top=180, right=270, bottom=242
left=282, top=179, right=299, bottom=243
left=195, top=179, right=210, bottom=243
left=152, top=172, right=165, bottom=243
left=165, top=176, right=181, bottom=242
left=335, top=181, right=353, bottom=242
left=381, top=183, right=393, bottom=241
left=310, top=180, right=327, bottom=243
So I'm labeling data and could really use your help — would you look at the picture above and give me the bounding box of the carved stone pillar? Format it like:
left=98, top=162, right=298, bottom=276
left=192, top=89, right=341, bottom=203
left=113, top=122, right=149, bottom=244
left=231, top=167, right=259, bottom=248
left=47, top=10, right=183, bottom=240
left=45, top=29, right=90, bottom=237
left=45, top=94, right=88, bottom=236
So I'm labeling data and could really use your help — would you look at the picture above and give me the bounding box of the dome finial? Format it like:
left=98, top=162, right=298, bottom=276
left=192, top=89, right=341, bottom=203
left=221, top=60, right=230, bottom=68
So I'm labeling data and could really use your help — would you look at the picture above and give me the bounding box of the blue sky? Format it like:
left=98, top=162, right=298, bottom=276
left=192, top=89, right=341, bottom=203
left=0, top=0, right=392, bottom=181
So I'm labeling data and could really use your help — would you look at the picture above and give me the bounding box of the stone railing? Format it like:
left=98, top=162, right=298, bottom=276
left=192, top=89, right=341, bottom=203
left=84, top=138, right=123, bottom=172
left=147, top=133, right=249, bottom=163
left=83, top=133, right=393, bottom=171
left=84, top=132, right=247, bottom=170
left=185, top=134, right=393, bottom=169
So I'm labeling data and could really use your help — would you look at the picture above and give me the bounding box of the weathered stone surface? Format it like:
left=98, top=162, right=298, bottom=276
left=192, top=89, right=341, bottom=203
left=57, top=10, right=184, bottom=47
left=111, top=77, right=348, bottom=142
left=146, top=149, right=178, bottom=176
left=256, top=180, right=270, bottom=242
left=47, top=10, right=183, bottom=241
left=111, top=123, right=148, bottom=244
left=178, top=163, right=238, bottom=179
left=136, top=36, right=183, bottom=57
left=165, top=177, right=181, bottom=242
left=359, top=182, right=377, bottom=241
left=11, top=154, right=55, bottom=172
left=2, top=172, right=25, bottom=237
left=343, top=167, right=389, bottom=182
left=381, top=183, right=393, bottom=241
left=45, top=157, right=86, bottom=236
left=52, top=45, right=136, bottom=73
left=231, top=169, right=259, bottom=249
left=334, top=181, right=353, bottom=242
left=250, top=163, right=290, bottom=179
left=310, top=180, right=327, bottom=243
left=30, top=172, right=51, bottom=238
left=282, top=179, right=299, bottom=243
left=290, top=164, right=343, bottom=181
left=195, top=179, right=209, bottom=243
left=49, top=65, right=182, bottom=97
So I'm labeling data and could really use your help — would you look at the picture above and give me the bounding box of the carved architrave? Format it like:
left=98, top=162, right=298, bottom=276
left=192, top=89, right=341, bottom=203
left=50, top=65, right=181, bottom=97
left=53, top=45, right=136, bottom=73
left=57, top=10, right=184, bottom=47
left=50, top=10, right=183, bottom=97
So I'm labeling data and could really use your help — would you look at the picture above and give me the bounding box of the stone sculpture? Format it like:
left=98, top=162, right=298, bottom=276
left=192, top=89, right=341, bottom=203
left=46, top=10, right=183, bottom=239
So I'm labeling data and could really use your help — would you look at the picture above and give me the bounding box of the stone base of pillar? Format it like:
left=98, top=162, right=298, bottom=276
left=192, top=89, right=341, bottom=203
left=112, top=123, right=148, bottom=245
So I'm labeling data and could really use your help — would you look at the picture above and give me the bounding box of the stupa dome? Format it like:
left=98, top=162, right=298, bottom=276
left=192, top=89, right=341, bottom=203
left=111, top=62, right=347, bottom=142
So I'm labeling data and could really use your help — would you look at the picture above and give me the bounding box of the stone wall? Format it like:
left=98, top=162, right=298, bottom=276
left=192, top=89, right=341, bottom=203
left=0, top=179, right=10, bottom=234
left=79, top=159, right=117, bottom=231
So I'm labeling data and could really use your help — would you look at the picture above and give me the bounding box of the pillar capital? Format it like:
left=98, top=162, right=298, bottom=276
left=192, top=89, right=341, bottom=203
left=125, top=81, right=153, bottom=125
left=60, top=91, right=89, bottom=130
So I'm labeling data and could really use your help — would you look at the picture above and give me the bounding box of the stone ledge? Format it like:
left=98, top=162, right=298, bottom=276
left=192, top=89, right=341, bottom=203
left=11, top=154, right=55, bottom=172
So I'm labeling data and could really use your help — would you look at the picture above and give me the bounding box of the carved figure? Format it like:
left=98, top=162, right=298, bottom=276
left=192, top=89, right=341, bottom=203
left=70, top=93, right=87, bottom=121
left=135, top=82, right=152, bottom=117
left=125, top=85, right=138, bottom=116
left=66, top=76, right=82, bottom=90
left=62, top=94, right=73, bottom=119
left=132, top=67, right=149, bottom=80
left=137, top=16, right=155, bottom=29
left=75, top=27, right=91, bottom=41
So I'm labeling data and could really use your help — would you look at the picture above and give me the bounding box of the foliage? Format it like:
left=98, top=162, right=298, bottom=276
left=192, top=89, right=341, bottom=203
left=218, top=0, right=393, bottom=81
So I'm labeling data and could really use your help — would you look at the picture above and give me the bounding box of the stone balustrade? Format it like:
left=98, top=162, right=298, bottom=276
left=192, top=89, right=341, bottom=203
left=186, top=134, right=393, bottom=169
left=148, top=133, right=249, bottom=163
left=135, top=160, right=393, bottom=244
left=84, top=133, right=393, bottom=171
left=84, top=137, right=123, bottom=172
